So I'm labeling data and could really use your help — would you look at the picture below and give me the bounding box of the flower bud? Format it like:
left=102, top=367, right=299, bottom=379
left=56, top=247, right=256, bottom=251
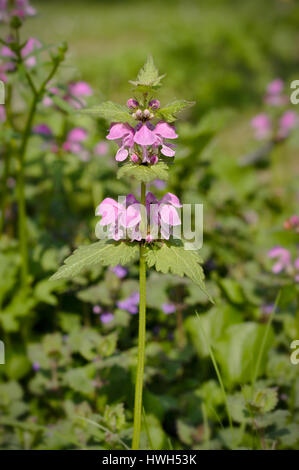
left=143, top=109, right=151, bottom=119
left=150, top=154, right=158, bottom=165
left=149, top=99, right=160, bottom=110
left=135, top=109, right=143, bottom=120
left=10, top=15, right=22, bottom=29
left=131, top=153, right=139, bottom=163
left=127, top=98, right=139, bottom=109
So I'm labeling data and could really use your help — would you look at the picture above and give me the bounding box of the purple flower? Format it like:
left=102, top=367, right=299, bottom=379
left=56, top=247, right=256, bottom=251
left=268, top=246, right=291, bottom=274
left=93, top=305, right=102, bottom=314
left=111, top=265, right=128, bottom=279
left=127, top=98, right=139, bottom=109
left=162, top=303, right=176, bottom=314
left=152, top=179, right=167, bottom=190
left=251, top=113, right=271, bottom=140
left=100, top=312, right=114, bottom=324
left=33, top=124, right=53, bottom=136
left=149, top=99, right=160, bottom=110
left=261, top=304, right=275, bottom=315
left=117, top=292, right=139, bottom=314
left=32, top=362, right=40, bottom=372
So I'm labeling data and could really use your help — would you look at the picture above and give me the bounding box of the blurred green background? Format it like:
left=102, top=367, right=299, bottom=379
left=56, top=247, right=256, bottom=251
left=1, top=0, right=299, bottom=451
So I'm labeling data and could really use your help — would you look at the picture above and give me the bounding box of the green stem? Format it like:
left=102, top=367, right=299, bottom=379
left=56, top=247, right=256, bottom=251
left=17, top=94, right=38, bottom=287
left=16, top=44, right=62, bottom=287
left=132, top=182, right=147, bottom=450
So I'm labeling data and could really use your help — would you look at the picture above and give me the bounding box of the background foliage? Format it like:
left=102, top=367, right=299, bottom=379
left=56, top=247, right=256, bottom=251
left=0, top=0, right=299, bottom=450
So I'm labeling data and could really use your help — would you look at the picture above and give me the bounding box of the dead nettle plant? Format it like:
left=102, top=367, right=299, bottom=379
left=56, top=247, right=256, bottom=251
left=51, top=57, right=212, bottom=449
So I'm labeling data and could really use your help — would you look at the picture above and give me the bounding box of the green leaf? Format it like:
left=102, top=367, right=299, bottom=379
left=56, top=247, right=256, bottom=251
left=117, top=162, right=169, bottom=183
left=144, top=241, right=211, bottom=300
left=50, top=241, right=139, bottom=281
left=215, top=323, right=275, bottom=387
left=252, top=387, right=278, bottom=414
left=64, top=367, right=94, bottom=395
left=80, top=101, right=135, bottom=125
left=185, top=306, right=242, bottom=357
left=129, top=56, right=165, bottom=89
left=5, top=355, right=31, bottom=380
left=156, top=100, right=195, bottom=123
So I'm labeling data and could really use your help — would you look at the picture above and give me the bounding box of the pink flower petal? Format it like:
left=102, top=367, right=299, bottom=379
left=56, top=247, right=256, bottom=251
left=134, top=124, right=156, bottom=146
left=161, top=144, right=175, bottom=157
left=107, top=123, right=133, bottom=140
left=116, top=147, right=128, bottom=161
left=154, top=121, right=178, bottom=139
left=159, top=205, right=181, bottom=226
left=159, top=193, right=182, bottom=208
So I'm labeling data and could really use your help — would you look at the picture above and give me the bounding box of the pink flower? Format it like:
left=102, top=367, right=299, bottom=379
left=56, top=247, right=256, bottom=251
left=106, top=123, right=135, bottom=162
left=264, top=79, right=288, bottom=106
left=93, top=305, right=102, bottom=314
left=277, top=110, right=297, bottom=139
left=66, top=81, right=93, bottom=109
left=68, top=81, right=92, bottom=97
left=146, top=192, right=182, bottom=239
left=11, top=0, right=36, bottom=19
left=251, top=113, right=271, bottom=140
left=62, top=127, right=89, bottom=159
left=67, top=127, right=87, bottom=143
left=96, top=192, right=182, bottom=241
left=0, top=0, right=36, bottom=23
left=106, top=120, right=178, bottom=162
left=96, top=195, right=142, bottom=241
left=94, top=141, right=108, bottom=156
left=268, top=246, right=291, bottom=274
left=267, top=79, right=284, bottom=95
left=1, top=37, right=41, bottom=69
left=134, top=122, right=156, bottom=146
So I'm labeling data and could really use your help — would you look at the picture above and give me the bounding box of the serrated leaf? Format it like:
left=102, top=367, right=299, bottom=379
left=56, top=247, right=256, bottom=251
left=129, top=56, right=165, bottom=88
left=144, top=241, right=211, bottom=300
left=156, top=100, right=195, bottom=123
left=80, top=101, right=135, bottom=125
left=117, top=162, right=169, bottom=183
left=50, top=241, right=139, bottom=281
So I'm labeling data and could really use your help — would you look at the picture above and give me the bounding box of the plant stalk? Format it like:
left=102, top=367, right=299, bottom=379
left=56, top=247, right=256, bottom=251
left=132, top=182, right=147, bottom=450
